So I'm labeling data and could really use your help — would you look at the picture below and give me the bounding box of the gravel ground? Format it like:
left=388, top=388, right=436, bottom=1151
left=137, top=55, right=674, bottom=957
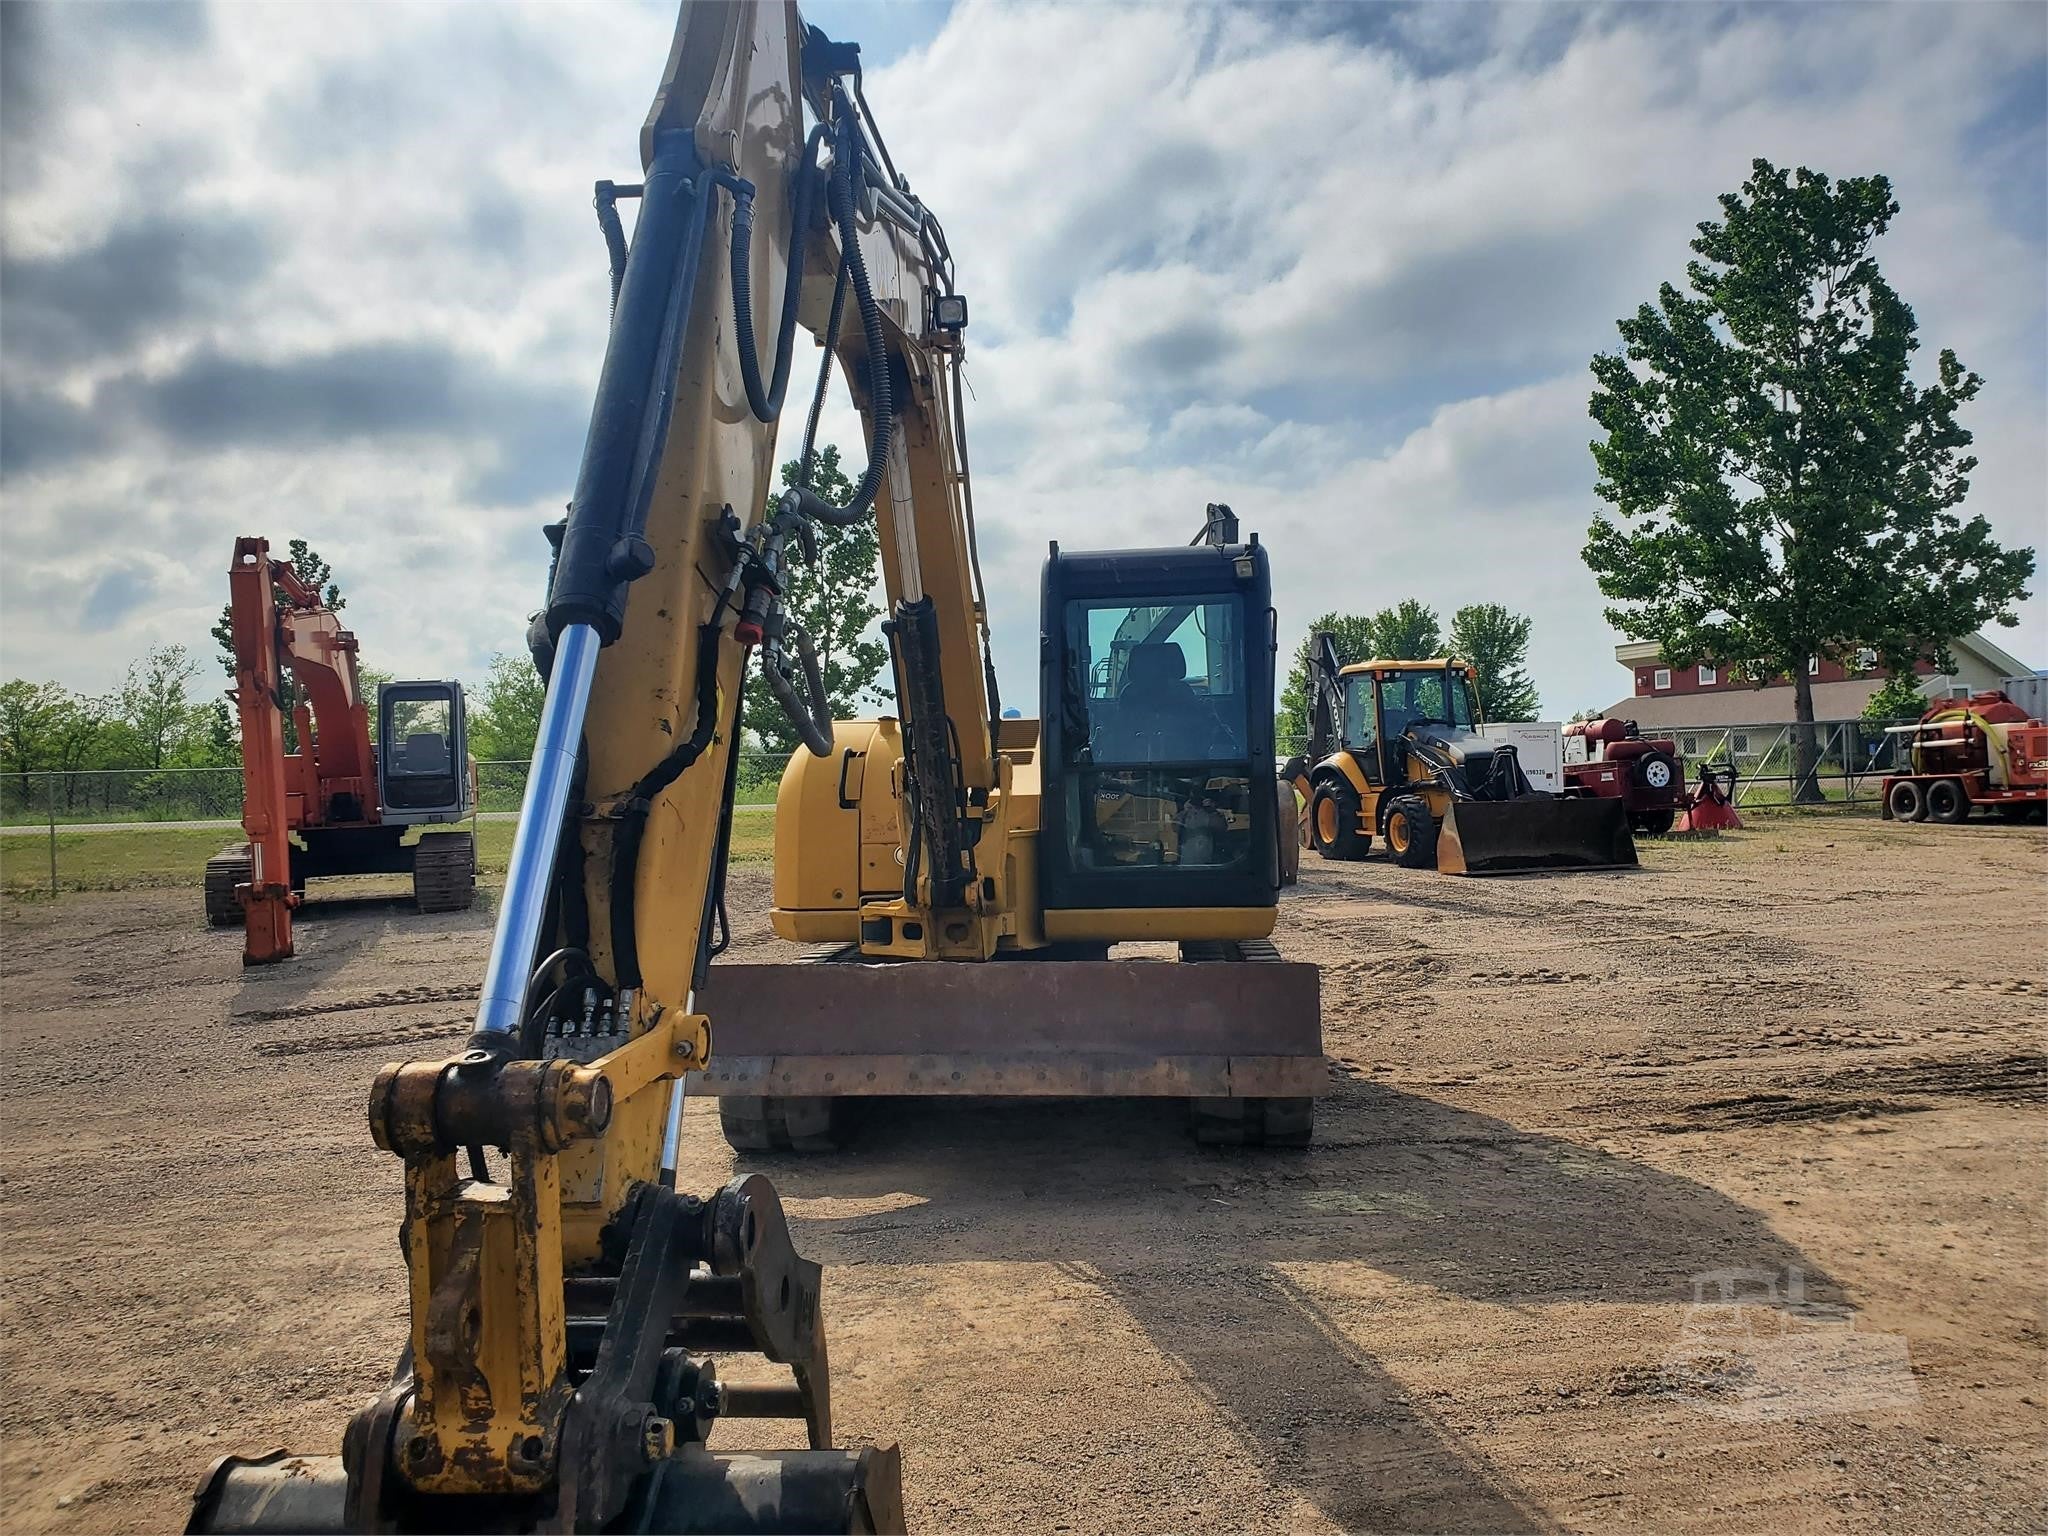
left=1, top=813, right=2042, bottom=1533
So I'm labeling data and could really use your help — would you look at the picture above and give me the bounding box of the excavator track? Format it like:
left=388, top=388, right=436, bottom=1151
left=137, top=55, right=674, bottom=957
left=411, top=830, right=476, bottom=913
left=204, top=844, right=251, bottom=928
left=1180, top=938, right=1317, bottom=1148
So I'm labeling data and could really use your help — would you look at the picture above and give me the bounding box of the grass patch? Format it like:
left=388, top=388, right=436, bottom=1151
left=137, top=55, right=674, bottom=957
left=1, top=808, right=775, bottom=900
left=1, top=825, right=240, bottom=895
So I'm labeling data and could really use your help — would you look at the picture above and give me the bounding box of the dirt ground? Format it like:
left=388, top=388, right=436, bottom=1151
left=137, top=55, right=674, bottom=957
left=1, top=814, right=2043, bottom=1534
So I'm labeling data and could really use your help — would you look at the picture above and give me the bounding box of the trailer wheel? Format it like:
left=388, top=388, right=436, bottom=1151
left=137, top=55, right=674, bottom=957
left=1925, top=778, right=1970, bottom=825
left=1309, top=779, right=1368, bottom=861
left=1886, top=779, right=1927, bottom=823
left=1384, top=795, right=1439, bottom=870
left=1632, top=808, right=1677, bottom=836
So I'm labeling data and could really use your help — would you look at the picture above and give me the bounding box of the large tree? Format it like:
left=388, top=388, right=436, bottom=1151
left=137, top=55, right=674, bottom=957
left=1449, top=603, right=1540, bottom=721
left=0, top=679, right=69, bottom=776
left=743, top=444, right=889, bottom=756
left=119, top=644, right=200, bottom=770
left=1363, top=599, right=1442, bottom=662
left=1586, top=159, right=2034, bottom=801
left=468, top=653, right=545, bottom=761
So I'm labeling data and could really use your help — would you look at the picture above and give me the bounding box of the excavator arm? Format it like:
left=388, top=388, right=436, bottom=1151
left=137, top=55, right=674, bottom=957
left=191, top=4, right=956, bottom=1530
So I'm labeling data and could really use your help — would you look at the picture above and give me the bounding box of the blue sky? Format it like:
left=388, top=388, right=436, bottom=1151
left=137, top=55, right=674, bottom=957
left=3, top=0, right=2043, bottom=718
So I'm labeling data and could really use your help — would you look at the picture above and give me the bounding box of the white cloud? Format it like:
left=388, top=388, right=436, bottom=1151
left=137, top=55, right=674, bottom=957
left=2, top=0, right=2041, bottom=724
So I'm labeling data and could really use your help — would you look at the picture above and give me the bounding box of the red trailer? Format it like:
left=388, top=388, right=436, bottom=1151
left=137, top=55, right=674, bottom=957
left=1562, top=718, right=1741, bottom=835
left=1879, top=692, right=2048, bottom=825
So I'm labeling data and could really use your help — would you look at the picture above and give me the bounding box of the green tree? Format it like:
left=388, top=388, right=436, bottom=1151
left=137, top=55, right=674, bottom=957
left=212, top=541, right=350, bottom=755
left=1861, top=673, right=1927, bottom=723
left=743, top=444, right=889, bottom=756
left=468, top=653, right=545, bottom=760
left=1586, top=159, right=2034, bottom=802
left=1364, top=599, right=1442, bottom=661
left=118, top=644, right=200, bottom=770
left=1449, top=603, right=1540, bottom=721
left=1276, top=611, right=1377, bottom=747
left=176, top=698, right=241, bottom=769
left=0, top=679, right=69, bottom=776
left=356, top=665, right=393, bottom=746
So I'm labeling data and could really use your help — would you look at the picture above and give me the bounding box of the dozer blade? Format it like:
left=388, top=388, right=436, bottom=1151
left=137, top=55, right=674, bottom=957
left=187, top=1447, right=905, bottom=1535
left=1437, top=796, right=1638, bottom=875
left=694, top=948, right=1325, bottom=1101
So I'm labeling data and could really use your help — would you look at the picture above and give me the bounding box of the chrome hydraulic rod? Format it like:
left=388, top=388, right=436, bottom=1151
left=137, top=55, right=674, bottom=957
left=473, top=622, right=601, bottom=1038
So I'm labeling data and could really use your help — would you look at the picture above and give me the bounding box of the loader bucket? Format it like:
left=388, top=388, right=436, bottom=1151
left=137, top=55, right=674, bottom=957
left=1436, top=796, right=1638, bottom=875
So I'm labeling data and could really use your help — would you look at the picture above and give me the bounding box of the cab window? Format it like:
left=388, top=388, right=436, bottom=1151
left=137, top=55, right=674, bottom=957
left=1059, top=594, right=1254, bottom=873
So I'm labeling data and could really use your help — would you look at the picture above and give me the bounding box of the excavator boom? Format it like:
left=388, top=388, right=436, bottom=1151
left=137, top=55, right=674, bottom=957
left=195, top=4, right=922, bottom=1530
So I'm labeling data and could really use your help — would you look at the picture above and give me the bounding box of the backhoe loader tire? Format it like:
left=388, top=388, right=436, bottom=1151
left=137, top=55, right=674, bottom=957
left=1309, top=779, right=1368, bottom=860
left=1384, top=795, right=1439, bottom=869
left=1887, top=779, right=1927, bottom=822
left=1192, top=1096, right=1313, bottom=1148
left=205, top=845, right=251, bottom=927
left=1632, top=808, right=1677, bottom=836
left=412, top=832, right=476, bottom=913
left=1275, top=778, right=1302, bottom=886
left=721, top=1095, right=850, bottom=1153
left=1926, top=778, right=1970, bottom=825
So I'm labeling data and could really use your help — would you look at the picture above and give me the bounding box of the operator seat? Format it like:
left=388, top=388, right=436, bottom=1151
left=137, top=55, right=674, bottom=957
left=405, top=733, right=450, bottom=775
left=1113, top=642, right=1212, bottom=761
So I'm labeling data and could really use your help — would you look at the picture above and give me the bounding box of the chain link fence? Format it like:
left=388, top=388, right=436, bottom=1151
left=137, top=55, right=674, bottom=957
left=0, top=754, right=797, bottom=896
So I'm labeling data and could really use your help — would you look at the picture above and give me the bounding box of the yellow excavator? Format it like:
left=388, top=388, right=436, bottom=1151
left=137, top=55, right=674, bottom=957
left=699, top=497, right=1319, bottom=1151
left=191, top=5, right=1317, bottom=1533
left=1282, top=632, right=1636, bottom=875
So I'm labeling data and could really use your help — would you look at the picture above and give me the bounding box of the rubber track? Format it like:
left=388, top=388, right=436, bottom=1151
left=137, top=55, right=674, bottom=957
left=413, top=832, right=476, bottom=913
left=204, top=845, right=250, bottom=928
left=1182, top=936, right=1315, bottom=1148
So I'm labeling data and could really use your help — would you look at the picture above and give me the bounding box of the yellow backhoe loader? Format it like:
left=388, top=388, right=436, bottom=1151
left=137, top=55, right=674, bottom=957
left=191, top=6, right=1318, bottom=1533
left=1282, top=634, right=1636, bottom=875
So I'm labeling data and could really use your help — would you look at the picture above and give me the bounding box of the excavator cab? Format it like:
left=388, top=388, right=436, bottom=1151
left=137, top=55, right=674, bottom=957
left=1039, top=536, right=1280, bottom=916
left=375, top=680, right=472, bottom=824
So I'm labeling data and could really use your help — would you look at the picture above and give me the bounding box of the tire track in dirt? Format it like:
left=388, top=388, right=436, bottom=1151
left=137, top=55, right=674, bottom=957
left=231, top=984, right=479, bottom=1023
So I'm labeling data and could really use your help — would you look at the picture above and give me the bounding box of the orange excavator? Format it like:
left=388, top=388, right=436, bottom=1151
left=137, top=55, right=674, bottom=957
left=207, top=536, right=476, bottom=963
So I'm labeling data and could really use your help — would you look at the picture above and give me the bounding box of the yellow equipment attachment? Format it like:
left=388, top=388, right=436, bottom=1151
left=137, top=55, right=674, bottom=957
left=1436, top=796, right=1638, bottom=875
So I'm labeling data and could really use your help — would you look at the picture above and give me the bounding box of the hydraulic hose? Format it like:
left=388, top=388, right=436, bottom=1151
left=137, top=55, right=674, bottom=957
left=780, top=104, right=892, bottom=529
left=797, top=253, right=850, bottom=488
left=714, top=123, right=829, bottom=424
left=763, top=625, right=835, bottom=757
left=608, top=623, right=723, bottom=990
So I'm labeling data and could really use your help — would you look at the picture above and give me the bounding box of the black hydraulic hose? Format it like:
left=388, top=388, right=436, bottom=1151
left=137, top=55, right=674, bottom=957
left=714, top=124, right=829, bottom=424
left=853, top=69, right=901, bottom=193
left=797, top=253, right=850, bottom=487
left=694, top=652, right=750, bottom=991
left=609, top=623, right=724, bottom=989
left=594, top=181, right=641, bottom=316
left=780, top=106, right=892, bottom=529
left=763, top=625, right=835, bottom=757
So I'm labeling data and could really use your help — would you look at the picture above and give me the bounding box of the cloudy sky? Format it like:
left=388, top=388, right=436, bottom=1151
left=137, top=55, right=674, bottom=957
left=3, top=0, right=2043, bottom=720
